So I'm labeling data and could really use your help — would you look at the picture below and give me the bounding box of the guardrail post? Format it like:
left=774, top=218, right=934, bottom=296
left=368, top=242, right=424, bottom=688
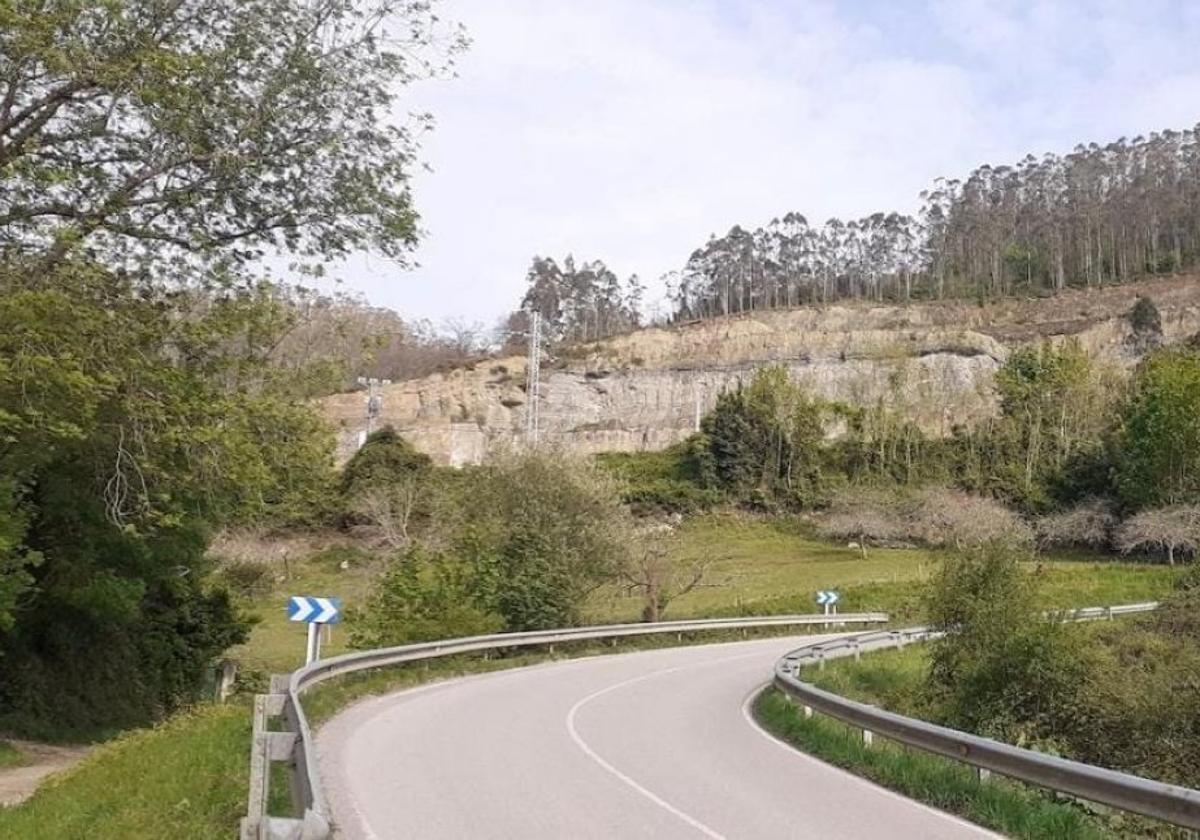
left=852, top=642, right=861, bottom=662
left=240, top=695, right=270, bottom=840
left=976, top=767, right=991, bottom=782
left=862, top=729, right=873, bottom=747
left=803, top=705, right=813, bottom=719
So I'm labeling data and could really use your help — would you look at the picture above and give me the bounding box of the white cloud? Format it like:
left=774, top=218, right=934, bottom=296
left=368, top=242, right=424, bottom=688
left=328, top=0, right=1200, bottom=325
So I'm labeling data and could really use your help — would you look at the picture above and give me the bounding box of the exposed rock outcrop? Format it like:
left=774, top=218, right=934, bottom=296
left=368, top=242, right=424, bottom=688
left=321, top=276, right=1200, bottom=465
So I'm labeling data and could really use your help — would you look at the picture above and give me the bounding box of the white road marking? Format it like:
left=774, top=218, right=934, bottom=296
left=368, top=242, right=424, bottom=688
left=565, top=651, right=771, bottom=840
left=737, top=684, right=1006, bottom=839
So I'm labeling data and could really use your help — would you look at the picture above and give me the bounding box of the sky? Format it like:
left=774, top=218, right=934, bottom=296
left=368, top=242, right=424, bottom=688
left=330, top=0, right=1200, bottom=327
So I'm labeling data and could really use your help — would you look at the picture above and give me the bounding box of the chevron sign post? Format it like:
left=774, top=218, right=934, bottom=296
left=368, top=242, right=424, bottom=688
left=815, top=590, right=840, bottom=618
left=288, top=596, right=342, bottom=664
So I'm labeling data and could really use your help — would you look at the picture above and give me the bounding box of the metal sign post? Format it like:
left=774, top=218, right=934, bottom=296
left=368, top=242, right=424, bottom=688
left=816, top=590, right=840, bottom=624
left=288, top=596, right=343, bottom=665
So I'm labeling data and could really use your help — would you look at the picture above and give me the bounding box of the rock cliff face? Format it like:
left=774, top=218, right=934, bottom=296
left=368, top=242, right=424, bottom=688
left=320, top=277, right=1200, bottom=465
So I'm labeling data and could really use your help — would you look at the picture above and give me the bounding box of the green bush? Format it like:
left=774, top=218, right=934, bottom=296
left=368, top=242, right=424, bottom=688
left=1116, top=347, right=1200, bottom=508
left=923, top=542, right=1086, bottom=741
left=442, top=452, right=633, bottom=631
left=697, top=366, right=829, bottom=507
left=216, top=561, right=275, bottom=599
left=340, top=426, right=432, bottom=499
left=596, top=448, right=721, bottom=515
left=350, top=546, right=503, bottom=647
left=1129, top=296, right=1162, bottom=336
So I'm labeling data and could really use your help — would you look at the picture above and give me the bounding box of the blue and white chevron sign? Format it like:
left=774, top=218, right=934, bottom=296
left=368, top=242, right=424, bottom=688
left=815, top=590, right=840, bottom=606
left=288, top=595, right=342, bottom=624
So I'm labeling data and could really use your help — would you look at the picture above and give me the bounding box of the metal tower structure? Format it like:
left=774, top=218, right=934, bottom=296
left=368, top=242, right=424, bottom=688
left=524, top=312, right=541, bottom=444
left=356, top=376, right=391, bottom=448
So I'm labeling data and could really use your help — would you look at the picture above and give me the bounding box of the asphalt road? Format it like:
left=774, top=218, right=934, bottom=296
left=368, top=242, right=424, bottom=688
left=317, top=636, right=998, bottom=839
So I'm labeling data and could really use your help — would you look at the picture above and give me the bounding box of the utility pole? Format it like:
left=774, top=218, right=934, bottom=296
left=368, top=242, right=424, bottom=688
left=356, top=376, right=391, bottom=448
left=524, top=312, right=541, bottom=445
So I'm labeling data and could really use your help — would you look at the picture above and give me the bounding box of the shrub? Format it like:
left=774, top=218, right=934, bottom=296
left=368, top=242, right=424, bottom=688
left=596, top=448, right=720, bottom=516
left=216, top=560, right=274, bottom=599
left=913, top=488, right=1033, bottom=550
left=432, top=450, right=633, bottom=631
left=1151, top=564, right=1200, bottom=643
left=1034, top=499, right=1116, bottom=550
left=698, top=366, right=828, bottom=506
left=1128, top=295, right=1162, bottom=337
left=340, top=426, right=432, bottom=499
left=350, top=547, right=503, bottom=647
left=1115, top=504, right=1200, bottom=565
left=923, top=542, right=1082, bottom=740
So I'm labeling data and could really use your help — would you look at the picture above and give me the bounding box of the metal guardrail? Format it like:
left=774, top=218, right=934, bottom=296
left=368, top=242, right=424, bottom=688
left=772, top=601, right=1200, bottom=831
left=240, top=611, right=889, bottom=839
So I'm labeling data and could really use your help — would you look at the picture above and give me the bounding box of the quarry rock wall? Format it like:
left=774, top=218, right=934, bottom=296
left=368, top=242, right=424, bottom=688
left=321, top=277, right=1200, bottom=465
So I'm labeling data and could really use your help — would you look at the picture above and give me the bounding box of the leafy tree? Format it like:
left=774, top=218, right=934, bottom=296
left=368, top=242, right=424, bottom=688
left=954, top=341, right=1114, bottom=509
left=666, top=122, right=1200, bottom=317
left=341, top=426, right=432, bottom=499
left=340, top=426, right=432, bottom=546
left=1128, top=296, right=1163, bottom=339
left=0, top=264, right=342, bottom=732
left=435, top=452, right=631, bottom=631
left=697, top=366, right=827, bottom=506
left=1116, top=347, right=1200, bottom=508
left=0, top=0, right=463, bottom=275
left=924, top=542, right=1083, bottom=740
left=515, top=255, right=642, bottom=344
left=0, top=0, right=454, bottom=733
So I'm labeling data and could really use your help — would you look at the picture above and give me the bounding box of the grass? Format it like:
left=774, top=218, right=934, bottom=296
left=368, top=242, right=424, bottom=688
left=229, top=545, right=381, bottom=675
left=0, top=741, right=24, bottom=769
left=229, top=513, right=1182, bottom=677
left=586, top=513, right=1182, bottom=624
left=0, top=703, right=250, bottom=839
left=754, top=688, right=1114, bottom=839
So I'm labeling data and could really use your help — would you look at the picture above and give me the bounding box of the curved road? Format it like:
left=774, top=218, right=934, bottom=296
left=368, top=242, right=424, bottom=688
left=318, top=636, right=997, bottom=839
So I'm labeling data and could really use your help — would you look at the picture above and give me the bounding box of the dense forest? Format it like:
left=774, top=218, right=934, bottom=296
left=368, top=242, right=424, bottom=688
left=511, top=125, right=1200, bottom=339
left=669, top=126, right=1200, bottom=318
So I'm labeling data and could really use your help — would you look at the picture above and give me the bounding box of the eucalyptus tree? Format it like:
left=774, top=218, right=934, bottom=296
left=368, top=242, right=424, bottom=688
left=662, top=122, right=1200, bottom=320
left=517, top=255, right=641, bottom=344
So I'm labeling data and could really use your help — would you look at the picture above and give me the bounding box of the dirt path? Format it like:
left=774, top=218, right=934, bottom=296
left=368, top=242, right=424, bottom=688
left=0, top=739, right=93, bottom=807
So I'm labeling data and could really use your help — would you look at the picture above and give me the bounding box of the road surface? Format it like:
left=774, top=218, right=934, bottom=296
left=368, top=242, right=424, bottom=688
left=317, top=635, right=998, bottom=839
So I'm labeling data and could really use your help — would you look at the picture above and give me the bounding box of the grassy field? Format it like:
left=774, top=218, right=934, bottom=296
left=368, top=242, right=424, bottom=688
left=229, top=513, right=1182, bottom=675
left=0, top=741, right=23, bottom=769
left=0, top=704, right=250, bottom=839
left=228, top=546, right=380, bottom=675
left=586, top=514, right=1181, bottom=624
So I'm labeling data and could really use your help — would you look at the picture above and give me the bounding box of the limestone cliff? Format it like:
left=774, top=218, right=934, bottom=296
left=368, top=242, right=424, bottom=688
left=320, top=276, right=1200, bottom=465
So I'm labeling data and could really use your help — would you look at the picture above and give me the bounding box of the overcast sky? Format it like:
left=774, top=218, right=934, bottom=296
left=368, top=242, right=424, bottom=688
left=329, top=0, right=1200, bottom=327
